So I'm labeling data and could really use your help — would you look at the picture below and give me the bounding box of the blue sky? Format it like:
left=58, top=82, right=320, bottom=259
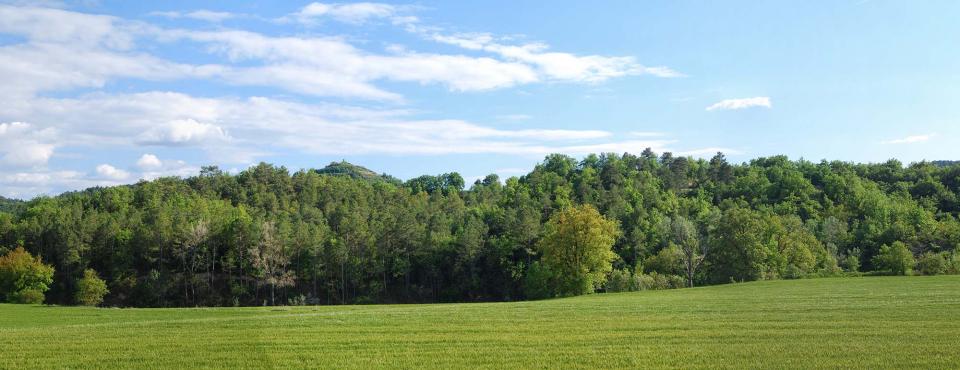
left=1, top=0, right=958, bottom=198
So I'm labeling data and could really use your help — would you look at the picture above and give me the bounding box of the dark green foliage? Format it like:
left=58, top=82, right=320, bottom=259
left=0, top=196, right=23, bottom=215
left=0, top=151, right=959, bottom=307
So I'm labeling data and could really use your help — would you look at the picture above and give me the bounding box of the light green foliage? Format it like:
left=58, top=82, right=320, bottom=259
left=535, top=205, right=620, bottom=297
left=1, top=277, right=958, bottom=368
left=872, top=242, right=915, bottom=275
left=75, top=269, right=108, bottom=306
left=841, top=253, right=861, bottom=272
left=644, top=243, right=684, bottom=276
left=915, top=252, right=947, bottom=276
left=0, top=247, right=54, bottom=304
left=605, top=269, right=684, bottom=292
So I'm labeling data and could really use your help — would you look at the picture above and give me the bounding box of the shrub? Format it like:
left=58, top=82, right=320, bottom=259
left=871, top=242, right=915, bottom=275
left=604, top=269, right=637, bottom=293
left=841, top=254, right=860, bottom=272
left=604, top=270, right=685, bottom=293
left=75, top=269, right=109, bottom=306
left=638, top=272, right=685, bottom=291
left=948, top=253, right=960, bottom=275
left=916, top=252, right=947, bottom=276
left=9, top=289, right=45, bottom=304
left=287, top=294, right=307, bottom=306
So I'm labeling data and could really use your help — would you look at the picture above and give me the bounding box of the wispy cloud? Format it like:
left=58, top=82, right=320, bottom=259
left=150, top=10, right=236, bottom=23
left=880, top=134, right=934, bottom=144
left=424, top=32, right=684, bottom=82
left=706, top=97, right=772, bottom=111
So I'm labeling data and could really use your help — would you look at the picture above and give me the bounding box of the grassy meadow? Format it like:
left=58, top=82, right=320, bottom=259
left=2, top=276, right=959, bottom=369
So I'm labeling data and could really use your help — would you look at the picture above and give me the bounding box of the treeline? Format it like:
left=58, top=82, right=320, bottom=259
left=1, top=151, right=959, bottom=307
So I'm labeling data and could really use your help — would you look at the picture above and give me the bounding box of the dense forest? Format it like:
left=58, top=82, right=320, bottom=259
left=1, top=150, right=959, bottom=307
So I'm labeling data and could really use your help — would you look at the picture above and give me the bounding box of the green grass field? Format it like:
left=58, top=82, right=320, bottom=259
left=2, top=276, right=959, bottom=369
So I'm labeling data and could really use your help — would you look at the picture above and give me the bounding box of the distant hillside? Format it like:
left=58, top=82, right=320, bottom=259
left=933, top=160, right=960, bottom=168
left=315, top=161, right=401, bottom=184
left=0, top=196, right=23, bottom=214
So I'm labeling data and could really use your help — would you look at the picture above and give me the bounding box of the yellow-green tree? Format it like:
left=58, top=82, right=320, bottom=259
left=535, top=205, right=620, bottom=297
left=75, top=269, right=109, bottom=306
left=0, top=247, right=54, bottom=304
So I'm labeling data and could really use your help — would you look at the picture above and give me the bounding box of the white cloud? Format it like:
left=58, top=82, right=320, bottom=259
left=0, top=170, right=87, bottom=199
left=706, top=97, right=772, bottom=111
left=0, top=5, right=134, bottom=48
left=95, top=163, right=130, bottom=180
left=1, top=91, right=669, bottom=158
left=167, top=29, right=540, bottom=100
left=291, top=2, right=398, bottom=24
left=151, top=10, right=236, bottom=23
left=0, top=4, right=671, bottom=102
left=880, top=134, right=934, bottom=145
left=0, top=122, right=56, bottom=167
left=0, top=6, right=224, bottom=97
left=136, top=153, right=163, bottom=170
left=3, top=143, right=54, bottom=167
left=138, top=119, right=230, bottom=146
left=427, top=32, right=684, bottom=83
left=135, top=155, right=199, bottom=181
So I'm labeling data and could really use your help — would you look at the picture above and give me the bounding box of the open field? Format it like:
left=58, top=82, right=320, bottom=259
left=2, top=276, right=959, bottom=369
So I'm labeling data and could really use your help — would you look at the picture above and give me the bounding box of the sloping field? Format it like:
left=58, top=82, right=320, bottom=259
left=1, top=276, right=958, bottom=369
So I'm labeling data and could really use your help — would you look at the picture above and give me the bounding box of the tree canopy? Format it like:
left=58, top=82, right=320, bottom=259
left=0, top=152, right=958, bottom=306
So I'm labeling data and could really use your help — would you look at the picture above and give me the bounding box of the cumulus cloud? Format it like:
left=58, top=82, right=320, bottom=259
left=136, top=154, right=163, bottom=170
left=95, top=164, right=130, bottom=180
left=133, top=154, right=199, bottom=181
left=706, top=97, right=772, bottom=111
left=881, top=134, right=934, bottom=145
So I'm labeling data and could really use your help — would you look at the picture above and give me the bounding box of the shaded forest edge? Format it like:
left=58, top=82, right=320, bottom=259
left=1, top=150, right=959, bottom=307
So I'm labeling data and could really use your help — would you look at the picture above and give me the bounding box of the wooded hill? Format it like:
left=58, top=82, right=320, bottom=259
left=1, top=150, right=959, bottom=307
